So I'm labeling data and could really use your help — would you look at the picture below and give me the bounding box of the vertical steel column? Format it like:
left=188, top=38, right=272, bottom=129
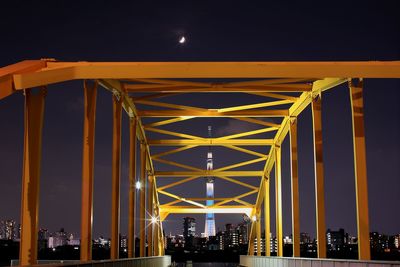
left=159, top=222, right=165, bottom=255
left=154, top=215, right=160, bottom=256
left=312, top=95, right=327, bottom=258
left=147, top=175, right=154, bottom=256
left=275, top=146, right=283, bottom=256
left=248, top=223, right=255, bottom=255
left=80, top=81, right=97, bottom=261
left=128, top=117, right=137, bottom=258
left=139, top=143, right=146, bottom=257
left=290, top=118, right=300, bottom=257
left=256, top=215, right=261, bottom=256
left=110, top=94, right=122, bottom=260
left=349, top=79, right=371, bottom=260
left=264, top=177, right=270, bottom=256
left=19, top=88, right=46, bottom=266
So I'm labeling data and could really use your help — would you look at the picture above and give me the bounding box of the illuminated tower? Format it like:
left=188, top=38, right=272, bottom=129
left=204, top=126, right=216, bottom=237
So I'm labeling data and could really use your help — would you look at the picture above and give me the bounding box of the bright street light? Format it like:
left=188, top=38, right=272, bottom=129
left=135, top=181, right=141, bottom=190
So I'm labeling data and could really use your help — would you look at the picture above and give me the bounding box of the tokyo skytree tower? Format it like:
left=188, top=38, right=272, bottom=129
left=204, top=126, right=216, bottom=237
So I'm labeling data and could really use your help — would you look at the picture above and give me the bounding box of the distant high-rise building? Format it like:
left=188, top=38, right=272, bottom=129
left=370, top=232, right=389, bottom=252
left=237, top=223, right=249, bottom=245
left=300, top=232, right=311, bottom=245
left=183, top=217, right=196, bottom=237
left=224, top=224, right=238, bottom=248
left=48, top=228, right=68, bottom=248
left=394, top=234, right=400, bottom=249
left=204, top=126, right=216, bottom=238
left=216, top=231, right=224, bottom=250
left=0, top=220, right=17, bottom=240
left=38, top=228, right=49, bottom=250
left=183, top=217, right=196, bottom=248
left=284, top=235, right=293, bottom=245
left=270, top=236, right=278, bottom=253
left=327, top=228, right=346, bottom=251
left=254, top=237, right=266, bottom=254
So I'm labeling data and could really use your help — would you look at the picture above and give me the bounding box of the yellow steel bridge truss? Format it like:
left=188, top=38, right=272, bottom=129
left=1, top=60, right=400, bottom=265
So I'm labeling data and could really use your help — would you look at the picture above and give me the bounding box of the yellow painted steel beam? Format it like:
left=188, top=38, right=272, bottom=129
left=256, top=217, right=261, bottom=256
left=19, top=88, right=46, bottom=266
left=130, top=77, right=211, bottom=87
left=290, top=118, right=300, bottom=257
left=235, top=117, right=281, bottom=128
left=159, top=206, right=253, bottom=217
left=349, top=79, right=371, bottom=260
left=151, top=145, right=197, bottom=158
left=217, top=127, right=278, bottom=140
left=155, top=171, right=263, bottom=177
left=145, top=116, right=195, bottom=127
left=264, top=177, right=271, bottom=256
left=233, top=198, right=253, bottom=207
left=128, top=117, right=137, bottom=258
left=214, top=157, right=266, bottom=172
left=80, top=81, right=97, bottom=261
left=135, top=99, right=206, bottom=111
left=0, top=60, right=47, bottom=100
left=217, top=99, right=293, bottom=113
left=152, top=157, right=202, bottom=171
left=126, top=84, right=312, bottom=93
left=157, top=176, right=201, bottom=191
left=132, top=92, right=181, bottom=101
left=223, top=145, right=268, bottom=158
left=248, top=92, right=299, bottom=101
left=275, top=146, right=283, bottom=257
left=157, top=190, right=205, bottom=208
left=215, top=176, right=259, bottom=190
left=224, top=78, right=313, bottom=87
left=147, top=175, right=154, bottom=256
left=185, top=197, right=244, bottom=201
left=99, top=79, right=155, bottom=173
left=139, top=144, right=146, bottom=257
left=248, top=222, right=255, bottom=255
left=312, top=96, right=327, bottom=258
left=213, top=190, right=258, bottom=207
left=11, top=61, right=400, bottom=90
left=138, top=109, right=289, bottom=117
left=110, top=95, right=122, bottom=260
left=148, top=139, right=274, bottom=146
left=145, top=127, right=205, bottom=140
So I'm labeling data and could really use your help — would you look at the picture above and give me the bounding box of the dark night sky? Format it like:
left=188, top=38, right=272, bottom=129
left=0, top=0, right=399, bottom=239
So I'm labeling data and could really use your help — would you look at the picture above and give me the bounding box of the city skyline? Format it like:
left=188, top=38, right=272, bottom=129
left=0, top=0, right=399, bottom=243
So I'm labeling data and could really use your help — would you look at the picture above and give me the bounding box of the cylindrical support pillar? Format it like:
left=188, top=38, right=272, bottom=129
left=275, top=146, right=283, bottom=256
left=80, top=81, right=97, bottom=261
left=264, top=177, right=270, bottom=256
left=139, top=143, right=146, bottom=257
left=312, top=95, right=327, bottom=258
left=147, top=175, right=154, bottom=256
left=19, top=88, right=46, bottom=266
left=256, top=216, right=261, bottom=256
left=110, top=94, right=122, bottom=260
left=349, top=79, right=371, bottom=260
left=128, top=117, right=137, bottom=258
left=290, top=118, right=300, bottom=257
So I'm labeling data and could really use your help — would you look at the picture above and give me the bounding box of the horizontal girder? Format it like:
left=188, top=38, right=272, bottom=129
left=10, top=61, right=400, bottom=89
left=148, top=139, right=274, bottom=146
left=154, top=171, right=263, bottom=177
left=138, top=109, right=289, bottom=117
left=159, top=206, right=254, bottom=217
